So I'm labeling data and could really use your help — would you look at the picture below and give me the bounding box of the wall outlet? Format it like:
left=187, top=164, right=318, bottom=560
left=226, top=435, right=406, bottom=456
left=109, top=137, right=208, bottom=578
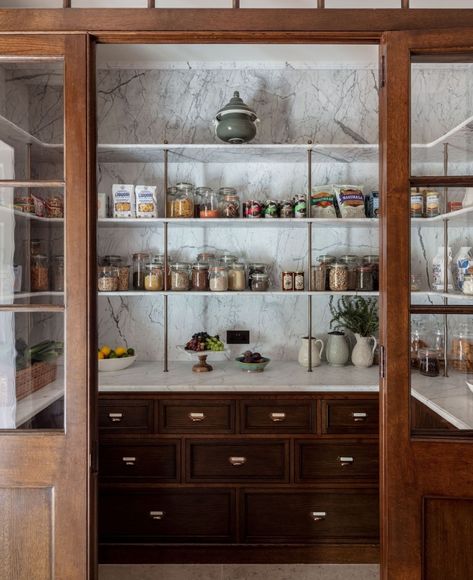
left=226, top=330, right=250, bottom=345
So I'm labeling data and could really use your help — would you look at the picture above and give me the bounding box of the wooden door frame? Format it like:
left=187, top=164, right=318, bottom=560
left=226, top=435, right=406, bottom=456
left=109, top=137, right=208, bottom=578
left=380, top=29, right=473, bottom=580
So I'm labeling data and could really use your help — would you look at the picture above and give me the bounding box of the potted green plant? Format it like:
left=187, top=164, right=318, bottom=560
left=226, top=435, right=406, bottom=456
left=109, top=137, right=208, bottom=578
left=329, top=296, right=379, bottom=368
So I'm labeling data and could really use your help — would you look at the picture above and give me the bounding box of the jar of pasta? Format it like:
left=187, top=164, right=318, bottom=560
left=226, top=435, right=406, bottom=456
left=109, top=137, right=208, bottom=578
left=209, top=265, right=228, bottom=292
left=170, top=262, right=191, bottom=291
left=192, top=262, right=209, bottom=291
left=228, top=262, right=246, bottom=291
left=172, top=183, right=194, bottom=218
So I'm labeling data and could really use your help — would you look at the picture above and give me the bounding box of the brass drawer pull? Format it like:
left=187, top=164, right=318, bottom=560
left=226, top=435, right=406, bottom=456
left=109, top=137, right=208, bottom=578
left=122, top=456, right=136, bottom=466
left=352, top=412, right=367, bottom=422
left=338, top=456, right=354, bottom=467
left=270, top=412, right=286, bottom=422
left=149, top=510, right=165, bottom=520
left=108, top=412, right=123, bottom=422
left=228, top=456, right=247, bottom=467
left=188, top=412, right=206, bottom=422
left=310, top=511, right=327, bottom=522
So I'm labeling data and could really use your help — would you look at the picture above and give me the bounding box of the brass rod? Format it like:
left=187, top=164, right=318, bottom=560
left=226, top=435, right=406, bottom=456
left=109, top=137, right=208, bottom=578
left=233, top=0, right=240, bottom=8
left=443, top=142, right=449, bottom=377
left=148, top=0, right=156, bottom=7
left=307, top=145, right=313, bottom=372
left=163, top=220, right=169, bottom=373
left=317, top=0, right=325, bottom=8
left=0, top=180, right=64, bottom=188
left=164, top=294, right=168, bottom=373
left=164, top=147, right=168, bottom=219
left=308, top=295, right=313, bottom=373
left=401, top=0, right=409, bottom=8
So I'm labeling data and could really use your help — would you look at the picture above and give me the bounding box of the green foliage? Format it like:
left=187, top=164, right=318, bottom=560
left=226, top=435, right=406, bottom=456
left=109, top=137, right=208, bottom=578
left=329, top=296, right=379, bottom=337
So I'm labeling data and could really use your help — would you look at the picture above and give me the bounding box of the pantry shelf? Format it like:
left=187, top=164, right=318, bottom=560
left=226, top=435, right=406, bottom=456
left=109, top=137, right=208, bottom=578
left=0, top=114, right=62, bottom=163
left=0, top=206, right=63, bottom=224
left=97, top=290, right=380, bottom=297
left=98, top=217, right=379, bottom=228
left=411, top=205, right=473, bottom=227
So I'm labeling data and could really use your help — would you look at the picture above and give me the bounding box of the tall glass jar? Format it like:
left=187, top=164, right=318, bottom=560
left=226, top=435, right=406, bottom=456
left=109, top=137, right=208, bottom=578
left=340, top=255, right=359, bottom=290
left=133, top=252, right=150, bottom=290
left=228, top=262, right=246, bottom=291
left=171, top=183, right=194, bottom=218
left=194, top=186, right=209, bottom=218
left=200, top=189, right=220, bottom=218
left=31, top=254, right=49, bottom=291
left=166, top=186, right=178, bottom=217
left=144, top=262, right=164, bottom=291
left=316, top=254, right=336, bottom=290
left=103, top=255, right=129, bottom=291
left=451, top=323, right=473, bottom=373
left=411, top=319, right=429, bottom=369
left=329, top=262, right=348, bottom=292
left=312, top=263, right=326, bottom=291
left=170, top=262, right=191, bottom=291
left=192, top=262, right=209, bottom=291
left=356, top=264, right=374, bottom=292
left=363, top=255, right=379, bottom=291
left=52, top=255, right=64, bottom=292
left=209, top=265, right=228, bottom=292
left=220, top=187, right=240, bottom=218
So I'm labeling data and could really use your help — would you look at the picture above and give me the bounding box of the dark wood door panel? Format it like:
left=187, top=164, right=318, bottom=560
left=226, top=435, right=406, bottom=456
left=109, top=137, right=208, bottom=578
left=159, top=400, right=235, bottom=434
left=240, top=399, right=314, bottom=433
left=99, top=399, right=154, bottom=433
left=99, top=440, right=179, bottom=481
left=243, top=489, right=379, bottom=543
left=99, top=488, right=235, bottom=543
left=323, top=400, right=379, bottom=435
left=187, top=440, right=289, bottom=482
left=296, top=440, right=379, bottom=482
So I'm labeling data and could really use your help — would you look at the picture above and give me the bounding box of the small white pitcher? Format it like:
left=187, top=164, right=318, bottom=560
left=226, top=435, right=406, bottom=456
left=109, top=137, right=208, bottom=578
left=298, top=336, right=324, bottom=368
left=351, top=334, right=377, bottom=368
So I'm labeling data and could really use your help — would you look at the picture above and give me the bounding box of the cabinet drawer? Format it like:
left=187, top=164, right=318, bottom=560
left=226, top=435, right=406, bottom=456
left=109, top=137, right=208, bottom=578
left=100, top=441, right=179, bottom=481
left=323, top=400, right=379, bottom=434
left=296, top=440, right=379, bottom=482
left=187, top=440, right=289, bottom=482
left=241, top=400, right=314, bottom=433
left=159, top=400, right=235, bottom=434
left=99, top=399, right=154, bottom=433
left=99, top=488, right=235, bottom=543
left=243, top=490, right=379, bottom=543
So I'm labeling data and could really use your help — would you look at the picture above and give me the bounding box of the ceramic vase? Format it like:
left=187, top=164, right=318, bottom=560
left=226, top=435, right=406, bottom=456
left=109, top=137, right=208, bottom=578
left=351, top=333, right=377, bottom=368
left=298, top=336, right=324, bottom=368
left=326, top=331, right=350, bottom=367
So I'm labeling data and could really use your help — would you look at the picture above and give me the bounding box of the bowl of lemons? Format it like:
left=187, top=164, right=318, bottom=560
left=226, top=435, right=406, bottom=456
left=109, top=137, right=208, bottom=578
left=98, top=345, right=136, bottom=372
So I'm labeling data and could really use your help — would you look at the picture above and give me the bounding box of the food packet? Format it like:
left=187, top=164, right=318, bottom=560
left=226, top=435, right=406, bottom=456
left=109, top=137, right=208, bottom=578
left=112, top=184, right=135, bottom=218
left=333, top=185, right=365, bottom=218
left=135, top=185, right=158, bottom=218
left=311, top=186, right=337, bottom=218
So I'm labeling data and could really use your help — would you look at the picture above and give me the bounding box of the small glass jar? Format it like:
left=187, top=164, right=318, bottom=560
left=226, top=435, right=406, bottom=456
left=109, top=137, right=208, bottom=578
left=425, top=190, right=441, bottom=218
left=411, top=273, right=422, bottom=292
left=194, top=187, right=210, bottom=218
left=248, top=263, right=268, bottom=289
left=103, top=255, right=129, bottom=291
left=279, top=199, right=294, bottom=218
left=246, top=200, right=263, bottom=219
left=219, top=188, right=240, bottom=218
left=144, top=262, right=164, bottom=291
left=264, top=199, right=280, bottom=219
left=340, top=255, right=359, bottom=290
left=411, top=188, right=424, bottom=218
left=98, top=265, right=118, bottom=292
left=209, top=265, right=228, bottom=292
left=463, top=274, right=473, bottom=295
left=228, top=262, right=246, bottom=291
left=418, top=348, right=440, bottom=377
left=363, top=255, right=379, bottom=291
left=450, top=323, right=473, bottom=373
left=52, top=255, right=64, bottom=292
left=200, top=189, right=220, bottom=218
left=329, top=262, right=348, bottom=292
left=170, top=262, right=191, bottom=291
left=294, top=271, right=304, bottom=291
left=31, top=254, right=49, bottom=291
left=250, top=272, right=270, bottom=291
left=172, top=183, right=194, bottom=218
left=356, top=264, right=374, bottom=292
left=192, top=262, right=210, bottom=291
left=311, top=263, right=325, bottom=291
left=133, top=252, right=150, bottom=290
left=317, top=255, right=336, bottom=290
left=30, top=239, right=42, bottom=257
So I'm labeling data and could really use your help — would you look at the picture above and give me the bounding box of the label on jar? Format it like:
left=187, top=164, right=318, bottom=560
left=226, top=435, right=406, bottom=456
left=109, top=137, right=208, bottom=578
left=282, top=272, right=293, bottom=291
left=294, top=272, right=304, bottom=291
left=425, top=193, right=440, bottom=217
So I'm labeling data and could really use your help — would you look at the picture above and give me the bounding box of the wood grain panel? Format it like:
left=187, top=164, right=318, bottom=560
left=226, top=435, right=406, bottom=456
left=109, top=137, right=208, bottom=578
left=0, top=487, right=52, bottom=580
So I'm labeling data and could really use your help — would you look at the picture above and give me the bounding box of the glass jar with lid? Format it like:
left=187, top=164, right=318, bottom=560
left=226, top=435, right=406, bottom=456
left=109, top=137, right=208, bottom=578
left=451, top=322, right=473, bottom=373
left=103, top=255, right=129, bottom=291
left=166, top=186, right=178, bottom=217
left=329, top=262, right=348, bottom=292
left=144, top=261, right=164, bottom=291
left=228, top=262, right=246, bottom=291
left=52, top=255, right=65, bottom=292
left=363, top=255, right=379, bottom=290
left=200, top=188, right=220, bottom=218
left=197, top=251, right=216, bottom=264
left=316, top=254, right=336, bottom=290
left=98, top=265, right=119, bottom=293
left=170, top=262, right=191, bottom=291
left=133, top=252, right=150, bottom=290
left=194, top=186, right=209, bottom=218
left=250, top=272, right=270, bottom=292
left=209, top=265, right=228, bottom=292
left=356, top=264, right=373, bottom=292
left=219, top=254, right=238, bottom=267
left=340, top=255, right=359, bottom=290
left=463, top=274, right=473, bottom=295
left=30, top=239, right=42, bottom=257
left=31, top=254, right=49, bottom=291
left=248, top=263, right=269, bottom=289
left=171, top=183, right=194, bottom=218
left=219, top=187, right=240, bottom=218
left=311, top=263, right=325, bottom=291
left=411, top=319, right=429, bottom=369
left=192, top=262, right=210, bottom=291
left=418, top=348, right=441, bottom=377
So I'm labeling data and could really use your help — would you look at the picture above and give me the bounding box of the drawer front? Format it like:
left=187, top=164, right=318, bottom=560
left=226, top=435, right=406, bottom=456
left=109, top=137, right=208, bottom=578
left=296, top=441, right=379, bottom=482
left=159, top=400, right=235, bottom=434
left=99, top=399, right=153, bottom=433
left=100, top=441, right=179, bottom=481
left=187, top=440, right=289, bottom=482
left=241, top=400, right=313, bottom=433
left=323, top=400, right=379, bottom=434
left=244, top=490, right=379, bottom=543
left=99, top=488, right=235, bottom=543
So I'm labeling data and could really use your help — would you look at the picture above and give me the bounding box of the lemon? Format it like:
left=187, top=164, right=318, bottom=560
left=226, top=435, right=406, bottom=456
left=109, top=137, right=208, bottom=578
left=98, top=352, right=105, bottom=360
left=115, top=347, right=127, bottom=357
left=100, top=345, right=111, bottom=356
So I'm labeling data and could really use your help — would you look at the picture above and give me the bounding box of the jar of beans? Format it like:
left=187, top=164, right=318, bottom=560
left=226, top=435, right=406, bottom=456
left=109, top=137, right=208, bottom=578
left=103, top=255, right=129, bottom=291
left=192, top=262, right=210, bottom=291
left=170, top=262, right=191, bottom=291
left=98, top=265, right=119, bottom=292
left=363, top=255, right=379, bottom=290
left=228, top=262, right=246, bottom=291
left=356, top=264, right=374, bottom=292
left=340, top=255, right=359, bottom=290
left=209, top=265, right=229, bottom=292
left=312, top=263, right=325, bottom=291
left=250, top=272, right=270, bottom=291
left=316, top=255, right=336, bottom=290
left=144, top=262, right=164, bottom=291
left=219, top=187, right=240, bottom=218
left=31, top=254, right=49, bottom=291
left=329, top=262, right=348, bottom=292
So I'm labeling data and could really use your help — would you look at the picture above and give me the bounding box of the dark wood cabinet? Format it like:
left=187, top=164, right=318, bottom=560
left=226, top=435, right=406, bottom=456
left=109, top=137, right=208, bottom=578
left=240, top=399, right=314, bottom=433
left=158, top=399, right=235, bottom=434
left=322, top=399, right=379, bottom=435
left=99, top=399, right=154, bottom=433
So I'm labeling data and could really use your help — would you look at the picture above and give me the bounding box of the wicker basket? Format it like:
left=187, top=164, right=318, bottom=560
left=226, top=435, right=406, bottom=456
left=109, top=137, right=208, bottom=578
left=16, top=361, right=57, bottom=401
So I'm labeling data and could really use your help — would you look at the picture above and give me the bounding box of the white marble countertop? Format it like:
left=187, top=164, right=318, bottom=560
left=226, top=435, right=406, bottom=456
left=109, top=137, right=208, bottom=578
left=98, top=361, right=380, bottom=393
left=16, top=374, right=63, bottom=427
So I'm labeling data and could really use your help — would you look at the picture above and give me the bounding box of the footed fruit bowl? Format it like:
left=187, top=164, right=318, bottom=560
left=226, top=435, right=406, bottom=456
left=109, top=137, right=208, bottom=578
left=235, top=352, right=270, bottom=373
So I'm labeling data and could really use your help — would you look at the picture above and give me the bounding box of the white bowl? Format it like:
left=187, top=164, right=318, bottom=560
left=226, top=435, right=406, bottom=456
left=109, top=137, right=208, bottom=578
left=99, top=355, right=136, bottom=373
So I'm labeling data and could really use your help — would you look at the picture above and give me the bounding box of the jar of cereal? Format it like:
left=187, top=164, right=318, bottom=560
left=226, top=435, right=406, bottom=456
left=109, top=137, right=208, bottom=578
left=228, top=262, right=246, bottom=291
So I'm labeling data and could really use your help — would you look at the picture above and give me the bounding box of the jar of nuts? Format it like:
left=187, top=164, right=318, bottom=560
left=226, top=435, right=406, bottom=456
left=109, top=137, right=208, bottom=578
left=329, top=262, right=348, bottom=292
left=98, top=265, right=119, bottom=292
left=170, top=262, right=191, bottom=291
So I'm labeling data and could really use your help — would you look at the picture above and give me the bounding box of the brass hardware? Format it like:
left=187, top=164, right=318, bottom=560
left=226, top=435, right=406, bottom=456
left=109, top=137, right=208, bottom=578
left=270, top=412, right=286, bottom=422
left=108, top=412, right=123, bottom=422
left=229, top=456, right=247, bottom=467
left=310, top=511, right=326, bottom=522
left=188, top=412, right=206, bottom=422
left=352, top=412, right=367, bottom=422
left=149, top=510, right=165, bottom=520
left=338, top=456, right=354, bottom=467
left=122, top=456, right=136, bottom=466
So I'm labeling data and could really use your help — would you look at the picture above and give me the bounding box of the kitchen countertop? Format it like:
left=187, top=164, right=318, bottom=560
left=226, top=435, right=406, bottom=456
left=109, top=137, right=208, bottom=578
left=16, top=372, right=63, bottom=427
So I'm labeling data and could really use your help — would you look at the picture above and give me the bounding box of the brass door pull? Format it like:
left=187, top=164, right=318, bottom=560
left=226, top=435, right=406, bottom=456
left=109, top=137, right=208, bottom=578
left=310, top=511, right=327, bottom=522
left=122, top=456, right=136, bottom=466
left=188, top=412, right=206, bottom=422
left=108, top=412, right=123, bottom=422
left=228, top=456, right=247, bottom=466
left=149, top=510, right=165, bottom=520
left=352, top=412, right=367, bottom=422
left=270, top=412, right=286, bottom=422
left=338, top=456, right=354, bottom=467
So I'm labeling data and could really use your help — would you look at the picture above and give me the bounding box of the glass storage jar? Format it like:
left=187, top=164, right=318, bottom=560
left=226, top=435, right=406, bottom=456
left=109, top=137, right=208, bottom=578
left=450, top=323, right=473, bottom=373
left=411, top=320, right=429, bottom=369
left=98, top=265, right=118, bottom=292
left=228, top=262, right=246, bottom=291
left=463, top=274, right=473, bottom=295
left=219, top=254, right=238, bottom=267
left=209, top=265, right=228, bottom=292
left=144, top=262, right=164, bottom=291
left=52, top=255, right=64, bottom=292
left=103, top=255, right=129, bottom=291
left=171, top=183, right=194, bottom=218
left=340, top=255, right=359, bottom=290
left=31, top=254, right=49, bottom=291
left=248, top=263, right=268, bottom=289
left=220, top=188, right=240, bottom=218
left=356, top=264, right=374, bottom=292
left=418, top=348, right=440, bottom=377
left=312, top=263, right=325, bottom=291
left=133, top=252, right=150, bottom=290
left=316, top=254, right=336, bottom=290
left=329, top=262, right=348, bottom=292
left=194, top=186, right=209, bottom=218
left=192, top=262, right=210, bottom=291
left=250, top=272, right=270, bottom=292
left=170, top=262, right=191, bottom=291
left=30, top=239, right=42, bottom=257
left=363, top=255, right=379, bottom=291
left=200, top=189, right=220, bottom=218
left=166, top=186, right=178, bottom=217
left=410, top=188, right=424, bottom=218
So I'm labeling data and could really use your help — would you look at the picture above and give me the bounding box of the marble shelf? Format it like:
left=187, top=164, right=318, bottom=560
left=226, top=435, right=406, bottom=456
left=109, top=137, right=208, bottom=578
left=98, top=217, right=379, bottom=228
left=15, top=371, right=63, bottom=428
left=0, top=206, right=63, bottom=224
left=97, top=290, right=380, bottom=297
left=411, top=205, right=473, bottom=227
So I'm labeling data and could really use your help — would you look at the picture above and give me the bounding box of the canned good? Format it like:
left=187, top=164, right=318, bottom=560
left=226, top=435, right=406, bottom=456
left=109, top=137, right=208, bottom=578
left=294, top=195, right=307, bottom=218
left=264, top=199, right=279, bottom=219
left=282, top=271, right=294, bottom=291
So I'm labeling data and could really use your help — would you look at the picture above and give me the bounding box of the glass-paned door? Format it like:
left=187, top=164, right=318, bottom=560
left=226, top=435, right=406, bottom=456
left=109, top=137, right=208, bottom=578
left=0, top=35, right=94, bottom=579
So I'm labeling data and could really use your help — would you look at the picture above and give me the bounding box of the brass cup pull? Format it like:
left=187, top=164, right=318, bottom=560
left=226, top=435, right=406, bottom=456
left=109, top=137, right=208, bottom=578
left=188, top=412, right=206, bottom=422
left=338, top=456, right=354, bottom=467
left=108, top=412, right=123, bottom=423
left=122, top=456, right=136, bottom=466
left=270, top=412, right=286, bottom=422
left=310, top=511, right=327, bottom=522
left=149, top=510, right=165, bottom=520
left=352, top=412, right=367, bottom=422
left=229, top=456, right=247, bottom=467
